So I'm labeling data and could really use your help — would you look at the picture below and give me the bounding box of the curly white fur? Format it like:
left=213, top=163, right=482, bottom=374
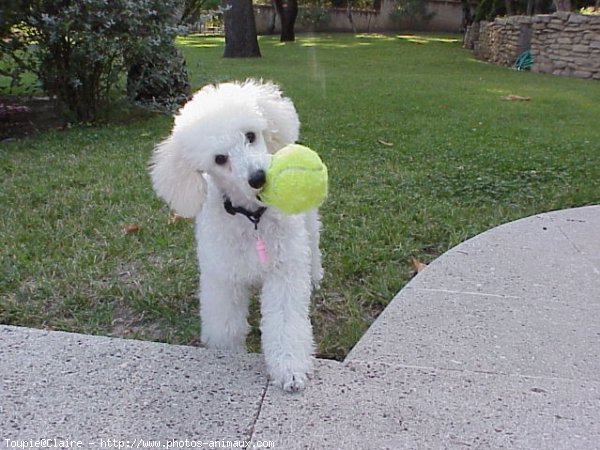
left=150, top=80, right=323, bottom=392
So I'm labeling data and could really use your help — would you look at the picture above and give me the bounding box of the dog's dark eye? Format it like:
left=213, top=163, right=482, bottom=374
left=245, top=132, right=256, bottom=144
left=215, top=154, right=228, bottom=165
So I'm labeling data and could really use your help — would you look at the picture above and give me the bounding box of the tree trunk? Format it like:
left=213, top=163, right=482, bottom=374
left=222, top=0, right=261, bottom=58
left=273, top=0, right=298, bottom=42
left=268, top=0, right=277, bottom=34
left=347, top=3, right=357, bottom=34
left=504, top=0, right=515, bottom=15
left=461, top=0, right=473, bottom=31
left=553, top=0, right=572, bottom=10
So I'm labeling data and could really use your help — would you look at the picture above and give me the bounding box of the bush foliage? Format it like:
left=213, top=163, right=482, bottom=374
left=1, top=0, right=190, bottom=121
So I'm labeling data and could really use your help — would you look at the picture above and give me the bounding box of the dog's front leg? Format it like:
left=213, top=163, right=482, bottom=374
left=260, top=270, right=314, bottom=392
left=305, top=209, right=324, bottom=288
left=199, top=271, right=250, bottom=352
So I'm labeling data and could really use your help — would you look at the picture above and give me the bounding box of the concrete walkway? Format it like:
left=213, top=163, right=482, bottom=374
left=2, top=206, right=599, bottom=449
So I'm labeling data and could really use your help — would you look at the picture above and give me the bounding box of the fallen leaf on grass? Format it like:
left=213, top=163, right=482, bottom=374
left=409, top=257, right=428, bottom=276
left=122, top=223, right=140, bottom=234
left=501, top=94, right=532, bottom=101
left=168, top=212, right=188, bottom=224
left=377, top=139, right=394, bottom=146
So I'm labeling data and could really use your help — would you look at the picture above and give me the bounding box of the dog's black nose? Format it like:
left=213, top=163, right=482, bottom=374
left=248, top=170, right=266, bottom=189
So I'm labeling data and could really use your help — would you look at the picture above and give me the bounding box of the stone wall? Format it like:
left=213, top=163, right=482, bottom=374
left=464, top=12, right=600, bottom=80
left=464, top=17, right=532, bottom=66
left=532, top=12, right=600, bottom=79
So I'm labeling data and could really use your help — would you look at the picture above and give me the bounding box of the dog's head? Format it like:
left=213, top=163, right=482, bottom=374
left=150, top=79, right=300, bottom=217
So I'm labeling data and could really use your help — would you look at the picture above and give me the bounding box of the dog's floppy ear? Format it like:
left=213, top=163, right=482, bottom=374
left=254, top=81, right=300, bottom=153
left=150, top=136, right=206, bottom=218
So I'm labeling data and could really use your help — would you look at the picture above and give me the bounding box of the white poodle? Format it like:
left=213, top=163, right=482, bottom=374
left=150, top=80, right=323, bottom=392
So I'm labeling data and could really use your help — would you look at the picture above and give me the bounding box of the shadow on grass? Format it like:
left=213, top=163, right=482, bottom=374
left=178, top=32, right=461, bottom=51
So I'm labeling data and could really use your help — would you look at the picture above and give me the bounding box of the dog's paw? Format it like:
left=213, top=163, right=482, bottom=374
left=271, top=370, right=308, bottom=393
left=201, top=337, right=247, bottom=354
left=280, top=373, right=306, bottom=393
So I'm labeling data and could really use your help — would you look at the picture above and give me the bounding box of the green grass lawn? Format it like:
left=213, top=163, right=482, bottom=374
left=1, top=33, right=599, bottom=359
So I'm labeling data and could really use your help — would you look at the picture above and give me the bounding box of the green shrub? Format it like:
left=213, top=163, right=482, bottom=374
left=1, top=0, right=190, bottom=121
left=126, top=41, right=191, bottom=112
left=0, top=0, right=35, bottom=92
left=391, top=0, right=435, bottom=24
left=299, top=7, right=331, bottom=29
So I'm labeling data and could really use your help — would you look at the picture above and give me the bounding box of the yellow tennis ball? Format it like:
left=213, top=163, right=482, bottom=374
left=260, top=144, right=328, bottom=215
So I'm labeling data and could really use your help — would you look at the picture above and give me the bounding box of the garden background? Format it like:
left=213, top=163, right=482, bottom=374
left=1, top=7, right=599, bottom=359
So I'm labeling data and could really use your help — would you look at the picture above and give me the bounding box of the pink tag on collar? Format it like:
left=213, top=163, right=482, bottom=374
left=255, top=237, right=268, bottom=264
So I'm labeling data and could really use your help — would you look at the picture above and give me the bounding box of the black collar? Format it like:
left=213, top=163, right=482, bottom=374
left=223, top=198, right=267, bottom=230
